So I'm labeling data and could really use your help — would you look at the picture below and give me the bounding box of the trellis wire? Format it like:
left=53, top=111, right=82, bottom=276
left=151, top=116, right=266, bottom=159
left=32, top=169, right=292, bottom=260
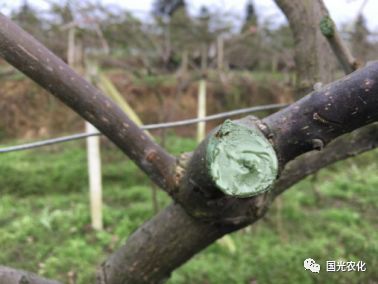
left=0, top=103, right=288, bottom=154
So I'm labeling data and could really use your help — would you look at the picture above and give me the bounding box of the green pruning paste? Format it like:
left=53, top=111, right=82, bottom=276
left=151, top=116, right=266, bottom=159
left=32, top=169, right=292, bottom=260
left=320, top=15, right=335, bottom=37
left=207, top=120, right=278, bottom=198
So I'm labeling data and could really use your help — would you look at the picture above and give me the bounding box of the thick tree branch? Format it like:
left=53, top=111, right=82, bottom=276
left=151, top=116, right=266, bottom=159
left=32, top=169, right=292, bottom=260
left=96, top=203, right=233, bottom=284
left=101, top=63, right=378, bottom=282
left=274, top=0, right=336, bottom=96
left=264, top=63, right=378, bottom=165
left=0, top=265, right=61, bottom=284
left=98, top=122, right=378, bottom=284
left=173, top=63, right=378, bottom=221
left=97, top=1, right=375, bottom=282
left=273, top=122, right=378, bottom=196
left=0, top=14, right=176, bottom=191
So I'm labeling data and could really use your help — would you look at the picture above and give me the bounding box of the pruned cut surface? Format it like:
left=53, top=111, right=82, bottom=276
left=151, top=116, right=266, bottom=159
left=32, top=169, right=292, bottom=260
left=207, top=119, right=278, bottom=197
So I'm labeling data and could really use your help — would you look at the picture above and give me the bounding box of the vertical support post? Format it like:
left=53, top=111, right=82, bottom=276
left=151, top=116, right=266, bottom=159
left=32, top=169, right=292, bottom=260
left=217, top=35, right=224, bottom=71
left=86, top=122, right=103, bottom=230
left=200, top=43, right=208, bottom=71
left=85, top=56, right=103, bottom=231
left=197, top=79, right=207, bottom=142
left=67, top=26, right=103, bottom=230
left=178, top=50, right=188, bottom=77
left=67, top=27, right=76, bottom=67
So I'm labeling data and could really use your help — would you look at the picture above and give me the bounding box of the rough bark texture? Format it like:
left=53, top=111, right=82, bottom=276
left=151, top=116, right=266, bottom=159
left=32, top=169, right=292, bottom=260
left=2, top=124, right=376, bottom=284
left=274, top=0, right=336, bottom=96
left=96, top=203, right=236, bottom=284
left=263, top=63, right=378, bottom=165
left=273, top=122, right=378, bottom=196
left=0, top=266, right=61, bottom=284
left=171, top=63, right=378, bottom=223
left=0, top=13, right=175, bottom=191
left=98, top=123, right=378, bottom=284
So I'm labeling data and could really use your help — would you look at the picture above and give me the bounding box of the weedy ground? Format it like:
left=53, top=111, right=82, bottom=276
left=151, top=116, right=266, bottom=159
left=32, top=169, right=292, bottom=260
left=0, top=135, right=377, bottom=284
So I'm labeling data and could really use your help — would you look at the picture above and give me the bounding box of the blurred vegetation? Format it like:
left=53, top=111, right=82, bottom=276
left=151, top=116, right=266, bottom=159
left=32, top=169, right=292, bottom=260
left=6, top=0, right=375, bottom=74
left=0, top=136, right=377, bottom=283
left=6, top=0, right=297, bottom=73
left=0, top=70, right=292, bottom=140
left=2, top=0, right=377, bottom=141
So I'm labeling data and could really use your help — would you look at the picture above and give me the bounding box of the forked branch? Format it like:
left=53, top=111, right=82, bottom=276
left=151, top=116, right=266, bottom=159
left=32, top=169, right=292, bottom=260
left=1, top=124, right=376, bottom=284
left=173, top=63, right=378, bottom=221
left=98, top=123, right=378, bottom=284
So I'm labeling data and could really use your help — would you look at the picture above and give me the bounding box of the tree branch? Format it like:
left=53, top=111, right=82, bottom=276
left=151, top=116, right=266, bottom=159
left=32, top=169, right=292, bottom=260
left=99, top=62, right=378, bottom=284
left=274, top=0, right=337, bottom=96
left=273, top=122, right=378, bottom=196
left=264, top=62, right=378, bottom=165
left=0, top=14, right=176, bottom=191
left=172, top=63, right=378, bottom=221
left=96, top=203, right=231, bottom=284
left=0, top=265, right=61, bottom=284
left=319, top=14, right=359, bottom=74
left=98, top=122, right=378, bottom=283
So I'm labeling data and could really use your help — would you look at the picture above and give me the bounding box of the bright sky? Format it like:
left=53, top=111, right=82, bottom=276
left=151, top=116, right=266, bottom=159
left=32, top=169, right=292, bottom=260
left=1, top=0, right=377, bottom=31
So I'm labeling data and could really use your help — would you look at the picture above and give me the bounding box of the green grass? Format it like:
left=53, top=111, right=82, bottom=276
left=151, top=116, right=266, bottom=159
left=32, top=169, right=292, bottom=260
left=0, top=136, right=377, bottom=283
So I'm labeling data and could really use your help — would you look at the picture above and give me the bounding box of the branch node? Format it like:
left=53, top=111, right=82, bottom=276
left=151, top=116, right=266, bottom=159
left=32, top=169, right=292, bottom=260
left=312, top=138, right=324, bottom=151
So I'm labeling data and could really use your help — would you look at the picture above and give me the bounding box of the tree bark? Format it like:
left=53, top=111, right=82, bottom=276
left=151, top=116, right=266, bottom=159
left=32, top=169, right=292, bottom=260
left=264, top=64, right=378, bottom=164
left=98, top=123, right=378, bottom=284
left=1, top=123, right=376, bottom=284
left=173, top=64, right=378, bottom=222
left=274, top=0, right=336, bottom=97
left=0, top=266, right=61, bottom=284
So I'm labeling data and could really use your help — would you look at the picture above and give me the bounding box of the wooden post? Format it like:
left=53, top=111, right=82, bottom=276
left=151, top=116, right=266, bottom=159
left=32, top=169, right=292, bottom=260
left=196, top=79, right=207, bottom=142
left=85, top=56, right=103, bottom=230
left=178, top=50, right=188, bottom=77
left=67, top=27, right=75, bottom=67
left=67, top=25, right=103, bottom=231
left=86, top=121, right=103, bottom=230
left=200, top=43, right=208, bottom=71
left=217, top=35, right=224, bottom=71
left=198, top=40, right=208, bottom=142
left=97, top=74, right=153, bottom=139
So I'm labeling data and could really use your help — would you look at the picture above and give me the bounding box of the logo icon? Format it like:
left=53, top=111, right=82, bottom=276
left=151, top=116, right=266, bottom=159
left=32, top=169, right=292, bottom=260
left=304, top=258, right=320, bottom=273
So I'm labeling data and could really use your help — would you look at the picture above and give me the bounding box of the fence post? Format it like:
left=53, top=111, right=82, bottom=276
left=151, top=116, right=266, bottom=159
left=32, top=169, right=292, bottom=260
left=67, top=26, right=103, bottom=230
left=197, top=79, right=207, bottom=142
left=85, top=55, right=103, bottom=230
left=85, top=121, right=103, bottom=230
left=217, top=35, right=224, bottom=71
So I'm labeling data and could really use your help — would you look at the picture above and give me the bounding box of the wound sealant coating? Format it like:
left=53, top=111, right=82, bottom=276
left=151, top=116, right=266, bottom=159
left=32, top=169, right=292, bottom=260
left=207, top=120, right=278, bottom=198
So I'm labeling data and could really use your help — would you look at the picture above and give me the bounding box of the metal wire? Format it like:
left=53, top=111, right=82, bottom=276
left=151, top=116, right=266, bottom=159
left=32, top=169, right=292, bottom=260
left=0, top=103, right=288, bottom=154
